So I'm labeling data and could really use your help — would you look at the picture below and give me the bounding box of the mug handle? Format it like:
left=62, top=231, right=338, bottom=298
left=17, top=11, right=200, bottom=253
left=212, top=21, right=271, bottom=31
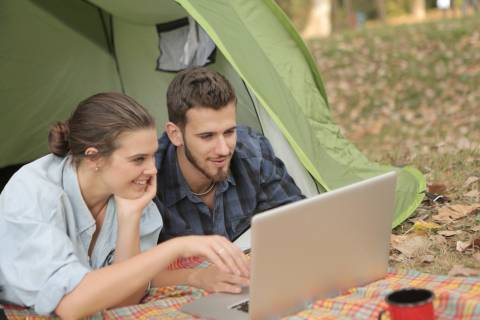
left=378, top=310, right=386, bottom=320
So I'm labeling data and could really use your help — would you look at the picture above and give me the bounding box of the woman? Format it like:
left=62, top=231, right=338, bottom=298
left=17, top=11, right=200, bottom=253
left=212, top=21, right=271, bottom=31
left=0, top=93, right=249, bottom=319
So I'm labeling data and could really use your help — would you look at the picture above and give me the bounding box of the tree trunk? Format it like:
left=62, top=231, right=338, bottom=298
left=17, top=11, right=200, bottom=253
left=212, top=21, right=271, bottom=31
left=344, top=0, right=355, bottom=29
left=302, top=0, right=332, bottom=39
left=412, top=0, right=426, bottom=20
left=376, top=0, right=386, bottom=22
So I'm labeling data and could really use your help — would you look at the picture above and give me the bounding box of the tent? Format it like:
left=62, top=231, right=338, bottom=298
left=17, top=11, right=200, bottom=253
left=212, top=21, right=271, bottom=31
left=0, top=0, right=425, bottom=227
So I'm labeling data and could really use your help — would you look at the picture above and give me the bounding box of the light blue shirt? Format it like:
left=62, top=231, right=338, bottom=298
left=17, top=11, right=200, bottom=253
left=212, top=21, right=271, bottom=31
left=0, top=155, right=163, bottom=315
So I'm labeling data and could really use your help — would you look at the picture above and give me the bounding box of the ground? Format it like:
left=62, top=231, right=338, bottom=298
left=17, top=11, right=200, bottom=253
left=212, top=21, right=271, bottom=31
left=308, top=13, right=480, bottom=276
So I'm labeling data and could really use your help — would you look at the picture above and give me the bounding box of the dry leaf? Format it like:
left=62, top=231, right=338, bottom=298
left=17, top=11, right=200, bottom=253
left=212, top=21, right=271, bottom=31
left=428, top=183, right=447, bottom=194
left=413, top=220, right=441, bottom=231
left=368, top=119, right=385, bottom=135
left=432, top=204, right=480, bottom=223
left=420, top=255, right=435, bottom=263
left=437, top=230, right=462, bottom=237
left=473, top=253, right=480, bottom=263
left=456, top=240, right=472, bottom=252
left=430, top=234, right=447, bottom=245
left=464, top=189, right=479, bottom=198
left=463, top=176, right=479, bottom=188
left=472, top=226, right=480, bottom=232
left=448, top=264, right=479, bottom=277
left=391, top=235, right=430, bottom=258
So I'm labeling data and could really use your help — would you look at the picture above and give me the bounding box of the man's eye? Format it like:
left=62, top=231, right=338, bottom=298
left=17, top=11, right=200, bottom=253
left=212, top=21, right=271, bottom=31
left=225, top=130, right=235, bottom=136
left=200, top=134, right=213, bottom=140
left=133, top=157, right=145, bottom=163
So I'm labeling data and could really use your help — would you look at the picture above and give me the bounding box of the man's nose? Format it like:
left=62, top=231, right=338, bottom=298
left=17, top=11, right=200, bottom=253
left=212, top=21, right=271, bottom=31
left=215, top=136, right=230, bottom=156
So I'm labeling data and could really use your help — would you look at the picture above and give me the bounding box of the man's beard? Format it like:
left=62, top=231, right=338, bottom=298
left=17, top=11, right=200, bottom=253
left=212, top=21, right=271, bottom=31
left=183, top=139, right=230, bottom=182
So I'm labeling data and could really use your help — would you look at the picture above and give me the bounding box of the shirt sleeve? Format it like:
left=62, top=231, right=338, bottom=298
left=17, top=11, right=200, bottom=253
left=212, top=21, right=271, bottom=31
left=0, top=177, right=90, bottom=315
left=255, top=134, right=305, bottom=212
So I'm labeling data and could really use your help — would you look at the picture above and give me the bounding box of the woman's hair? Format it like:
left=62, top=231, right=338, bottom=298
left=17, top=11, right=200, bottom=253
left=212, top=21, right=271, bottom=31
left=48, top=92, right=155, bottom=164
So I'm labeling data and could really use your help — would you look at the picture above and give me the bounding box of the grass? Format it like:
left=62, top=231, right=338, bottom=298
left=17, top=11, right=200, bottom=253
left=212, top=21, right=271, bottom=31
left=308, top=14, right=480, bottom=275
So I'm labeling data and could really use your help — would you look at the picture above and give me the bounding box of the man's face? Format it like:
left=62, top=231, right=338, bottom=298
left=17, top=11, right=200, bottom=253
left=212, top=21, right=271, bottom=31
left=180, top=102, right=237, bottom=182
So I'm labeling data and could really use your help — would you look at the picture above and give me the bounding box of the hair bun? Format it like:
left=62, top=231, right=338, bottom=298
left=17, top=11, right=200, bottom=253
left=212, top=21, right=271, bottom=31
left=48, top=121, right=70, bottom=157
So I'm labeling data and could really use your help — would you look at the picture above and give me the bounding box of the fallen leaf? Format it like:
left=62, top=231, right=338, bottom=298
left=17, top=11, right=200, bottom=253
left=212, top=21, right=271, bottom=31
left=414, top=220, right=441, bottom=230
left=473, top=253, right=480, bottom=263
left=473, top=237, right=480, bottom=247
left=437, top=230, right=463, bottom=237
left=432, top=204, right=480, bottom=223
left=367, top=119, right=385, bottom=135
left=464, top=189, right=479, bottom=198
left=472, top=225, right=480, bottom=232
left=391, top=235, right=430, bottom=258
left=463, top=176, right=479, bottom=188
left=420, top=255, right=435, bottom=263
left=456, top=240, right=472, bottom=252
left=429, top=234, right=447, bottom=245
left=448, top=264, right=479, bottom=277
left=428, top=182, right=447, bottom=194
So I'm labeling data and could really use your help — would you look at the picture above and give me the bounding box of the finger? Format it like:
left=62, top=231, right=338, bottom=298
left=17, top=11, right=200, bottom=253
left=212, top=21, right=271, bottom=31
left=145, top=174, right=157, bottom=199
left=201, top=244, right=230, bottom=274
left=214, top=282, right=243, bottom=294
left=213, top=240, right=243, bottom=276
left=223, top=273, right=250, bottom=287
left=218, top=237, right=250, bottom=277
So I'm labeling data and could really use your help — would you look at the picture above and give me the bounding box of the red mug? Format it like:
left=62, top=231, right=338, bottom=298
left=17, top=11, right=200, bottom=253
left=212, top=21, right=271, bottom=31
left=378, top=288, right=435, bottom=320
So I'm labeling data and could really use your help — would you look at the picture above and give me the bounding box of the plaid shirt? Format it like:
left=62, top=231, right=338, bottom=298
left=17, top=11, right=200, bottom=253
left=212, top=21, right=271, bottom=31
left=155, top=126, right=304, bottom=242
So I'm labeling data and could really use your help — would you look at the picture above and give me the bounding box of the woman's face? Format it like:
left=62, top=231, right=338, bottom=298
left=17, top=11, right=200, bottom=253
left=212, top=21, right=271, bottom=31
left=98, top=128, right=158, bottom=199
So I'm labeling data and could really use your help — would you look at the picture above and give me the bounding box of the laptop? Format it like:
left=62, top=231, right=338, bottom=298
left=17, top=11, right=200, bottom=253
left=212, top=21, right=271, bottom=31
left=181, top=171, right=396, bottom=320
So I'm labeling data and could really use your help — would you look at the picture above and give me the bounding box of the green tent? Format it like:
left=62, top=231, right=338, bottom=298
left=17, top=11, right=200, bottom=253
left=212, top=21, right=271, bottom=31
left=0, top=0, right=425, bottom=227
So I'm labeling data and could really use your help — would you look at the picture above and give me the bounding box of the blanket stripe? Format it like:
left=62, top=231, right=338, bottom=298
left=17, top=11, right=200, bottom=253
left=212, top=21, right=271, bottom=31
left=3, top=259, right=479, bottom=319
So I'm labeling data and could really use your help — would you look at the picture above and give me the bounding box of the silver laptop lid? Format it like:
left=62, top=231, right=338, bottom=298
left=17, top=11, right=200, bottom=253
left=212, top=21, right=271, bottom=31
left=249, top=171, right=396, bottom=320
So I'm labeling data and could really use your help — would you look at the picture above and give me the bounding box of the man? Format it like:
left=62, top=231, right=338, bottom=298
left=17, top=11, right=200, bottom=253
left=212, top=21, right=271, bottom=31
left=155, top=67, right=304, bottom=243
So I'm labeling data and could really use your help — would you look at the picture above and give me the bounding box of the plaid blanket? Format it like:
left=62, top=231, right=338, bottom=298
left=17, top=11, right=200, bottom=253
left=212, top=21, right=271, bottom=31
left=2, top=257, right=480, bottom=319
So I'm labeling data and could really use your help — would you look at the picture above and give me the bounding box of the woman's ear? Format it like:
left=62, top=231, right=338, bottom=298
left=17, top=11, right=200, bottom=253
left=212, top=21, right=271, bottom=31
left=165, top=122, right=184, bottom=147
left=84, top=147, right=101, bottom=171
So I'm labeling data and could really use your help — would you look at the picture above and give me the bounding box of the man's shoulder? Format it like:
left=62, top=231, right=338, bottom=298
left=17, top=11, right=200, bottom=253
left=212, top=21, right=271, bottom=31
left=235, top=126, right=274, bottom=160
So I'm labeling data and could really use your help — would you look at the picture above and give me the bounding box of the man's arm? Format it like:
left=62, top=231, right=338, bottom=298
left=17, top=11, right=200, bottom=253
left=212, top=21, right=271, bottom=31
left=255, top=135, right=305, bottom=212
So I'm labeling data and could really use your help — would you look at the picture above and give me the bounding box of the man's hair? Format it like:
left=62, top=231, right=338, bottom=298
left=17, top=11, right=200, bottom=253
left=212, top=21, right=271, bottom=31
left=166, top=67, right=236, bottom=126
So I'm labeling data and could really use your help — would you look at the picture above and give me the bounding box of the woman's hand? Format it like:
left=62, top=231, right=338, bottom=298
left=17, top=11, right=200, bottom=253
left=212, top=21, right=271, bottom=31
left=171, top=235, right=250, bottom=278
left=188, top=266, right=249, bottom=293
left=115, top=173, right=157, bottom=220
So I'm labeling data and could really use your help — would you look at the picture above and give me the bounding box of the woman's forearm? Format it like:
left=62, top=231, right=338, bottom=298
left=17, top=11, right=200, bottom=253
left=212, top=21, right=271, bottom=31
left=152, top=269, right=197, bottom=288
left=112, top=214, right=144, bottom=307
left=55, top=239, right=182, bottom=320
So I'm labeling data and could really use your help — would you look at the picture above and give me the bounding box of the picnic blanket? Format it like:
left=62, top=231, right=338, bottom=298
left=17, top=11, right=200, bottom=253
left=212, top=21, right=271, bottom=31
left=2, top=257, right=480, bottom=319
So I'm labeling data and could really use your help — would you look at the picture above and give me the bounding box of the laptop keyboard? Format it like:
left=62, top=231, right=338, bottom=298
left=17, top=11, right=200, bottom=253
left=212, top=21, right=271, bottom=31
left=231, top=300, right=249, bottom=313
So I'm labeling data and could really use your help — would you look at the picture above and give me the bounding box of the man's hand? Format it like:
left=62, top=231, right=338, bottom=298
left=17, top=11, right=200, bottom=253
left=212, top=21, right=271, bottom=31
left=188, top=266, right=249, bottom=293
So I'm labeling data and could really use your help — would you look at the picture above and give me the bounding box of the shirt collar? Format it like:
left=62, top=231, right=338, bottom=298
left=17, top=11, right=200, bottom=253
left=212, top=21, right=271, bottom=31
left=62, top=157, right=96, bottom=234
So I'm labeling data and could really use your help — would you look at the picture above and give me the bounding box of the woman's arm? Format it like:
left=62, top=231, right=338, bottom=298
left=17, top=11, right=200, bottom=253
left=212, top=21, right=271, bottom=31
left=55, top=235, right=249, bottom=320
left=108, top=174, right=155, bottom=307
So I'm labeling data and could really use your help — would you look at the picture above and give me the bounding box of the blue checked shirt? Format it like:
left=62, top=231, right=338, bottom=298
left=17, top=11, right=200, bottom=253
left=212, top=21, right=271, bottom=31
left=155, top=126, right=304, bottom=242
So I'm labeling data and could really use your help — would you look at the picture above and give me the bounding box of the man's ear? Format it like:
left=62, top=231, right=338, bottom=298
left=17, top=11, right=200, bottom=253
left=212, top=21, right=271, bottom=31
left=165, top=122, right=184, bottom=147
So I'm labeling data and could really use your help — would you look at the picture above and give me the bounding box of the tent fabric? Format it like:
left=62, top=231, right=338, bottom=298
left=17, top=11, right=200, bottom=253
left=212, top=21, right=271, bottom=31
left=0, top=0, right=426, bottom=227
left=176, top=0, right=425, bottom=227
